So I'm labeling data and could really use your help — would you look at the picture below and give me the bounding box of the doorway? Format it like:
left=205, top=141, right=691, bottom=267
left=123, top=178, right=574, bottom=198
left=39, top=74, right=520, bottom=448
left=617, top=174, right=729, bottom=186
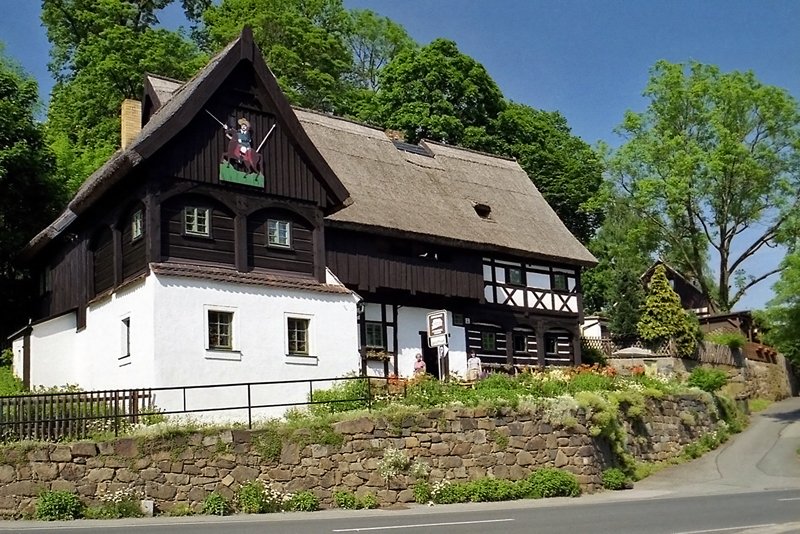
left=419, top=331, right=449, bottom=380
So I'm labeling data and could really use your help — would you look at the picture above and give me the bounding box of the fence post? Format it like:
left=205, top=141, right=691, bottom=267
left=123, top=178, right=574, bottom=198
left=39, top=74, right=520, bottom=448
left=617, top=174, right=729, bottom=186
left=247, top=384, right=252, bottom=430
left=367, top=377, right=372, bottom=412
left=113, top=390, right=120, bottom=437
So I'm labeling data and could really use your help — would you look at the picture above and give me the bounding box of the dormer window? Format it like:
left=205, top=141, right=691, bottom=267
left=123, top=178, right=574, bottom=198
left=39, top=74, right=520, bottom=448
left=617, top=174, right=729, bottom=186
left=184, top=207, right=210, bottom=237
left=267, top=219, right=291, bottom=248
left=474, top=203, right=492, bottom=219
left=131, top=210, right=144, bottom=241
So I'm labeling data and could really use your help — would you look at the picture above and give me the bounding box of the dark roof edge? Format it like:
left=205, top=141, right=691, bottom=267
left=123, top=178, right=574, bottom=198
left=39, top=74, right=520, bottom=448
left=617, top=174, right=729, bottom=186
left=421, top=139, right=517, bottom=162
left=324, top=219, right=598, bottom=267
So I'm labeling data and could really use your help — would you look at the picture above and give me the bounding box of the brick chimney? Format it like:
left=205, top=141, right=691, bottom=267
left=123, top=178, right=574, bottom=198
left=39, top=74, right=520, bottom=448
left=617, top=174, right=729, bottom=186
left=120, top=99, right=142, bottom=149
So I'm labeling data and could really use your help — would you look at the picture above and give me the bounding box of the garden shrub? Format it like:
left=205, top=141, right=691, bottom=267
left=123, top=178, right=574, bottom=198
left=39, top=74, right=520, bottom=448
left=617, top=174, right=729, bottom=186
left=568, top=371, right=616, bottom=393
left=0, top=365, right=24, bottom=396
left=237, top=480, right=266, bottom=514
left=706, top=331, right=747, bottom=350
left=310, top=377, right=371, bottom=415
left=334, top=490, right=358, bottom=510
left=359, top=493, right=379, bottom=509
left=201, top=492, right=230, bottom=516
left=688, top=367, right=728, bottom=393
left=527, top=468, right=581, bottom=498
left=601, top=468, right=629, bottom=490
left=638, top=265, right=701, bottom=357
left=285, top=490, right=319, bottom=512
left=414, top=481, right=432, bottom=504
left=35, top=491, right=84, bottom=521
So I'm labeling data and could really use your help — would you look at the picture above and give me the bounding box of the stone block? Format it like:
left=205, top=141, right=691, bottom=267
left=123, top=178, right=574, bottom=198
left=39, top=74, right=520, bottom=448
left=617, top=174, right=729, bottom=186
left=50, top=446, right=73, bottom=462
left=280, top=442, right=301, bottom=465
left=139, top=468, right=160, bottom=481
left=28, top=449, right=49, bottom=462
left=430, top=443, right=450, bottom=455
left=76, top=483, right=97, bottom=496
left=269, top=468, right=292, bottom=481
left=50, top=480, right=76, bottom=493
left=104, top=456, right=128, bottom=468
left=87, top=468, right=114, bottom=482
left=114, top=438, right=139, bottom=458
left=0, top=481, right=43, bottom=497
left=187, top=486, right=207, bottom=502
left=334, top=417, right=375, bottom=435
left=0, top=465, right=15, bottom=483
left=516, top=451, right=534, bottom=466
left=451, top=443, right=471, bottom=456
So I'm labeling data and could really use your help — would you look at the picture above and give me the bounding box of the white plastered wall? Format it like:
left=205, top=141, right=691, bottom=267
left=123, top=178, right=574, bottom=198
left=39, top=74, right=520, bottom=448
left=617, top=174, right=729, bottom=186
left=26, top=277, right=156, bottom=390
left=150, top=274, right=360, bottom=420
left=395, top=306, right=466, bottom=379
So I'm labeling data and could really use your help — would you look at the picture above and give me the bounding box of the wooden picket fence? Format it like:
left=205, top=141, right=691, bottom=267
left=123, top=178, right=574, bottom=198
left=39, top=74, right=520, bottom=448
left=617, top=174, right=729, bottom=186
left=0, top=389, right=153, bottom=442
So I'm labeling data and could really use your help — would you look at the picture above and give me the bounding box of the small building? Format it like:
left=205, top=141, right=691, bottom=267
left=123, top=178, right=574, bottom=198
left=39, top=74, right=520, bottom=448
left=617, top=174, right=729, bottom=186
left=11, top=30, right=595, bottom=409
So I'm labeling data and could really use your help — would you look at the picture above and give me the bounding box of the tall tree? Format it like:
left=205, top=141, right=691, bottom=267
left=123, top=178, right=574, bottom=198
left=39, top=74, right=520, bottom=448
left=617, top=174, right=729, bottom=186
left=375, top=38, right=505, bottom=144
left=478, top=103, right=604, bottom=243
left=607, top=60, right=800, bottom=311
left=0, top=46, right=63, bottom=341
left=345, top=9, right=414, bottom=92
left=637, top=265, right=700, bottom=358
left=42, top=0, right=207, bottom=192
left=204, top=0, right=353, bottom=112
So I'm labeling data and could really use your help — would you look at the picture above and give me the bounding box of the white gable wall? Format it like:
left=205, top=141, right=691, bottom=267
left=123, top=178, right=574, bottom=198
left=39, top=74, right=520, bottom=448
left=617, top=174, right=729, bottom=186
left=150, top=274, right=360, bottom=420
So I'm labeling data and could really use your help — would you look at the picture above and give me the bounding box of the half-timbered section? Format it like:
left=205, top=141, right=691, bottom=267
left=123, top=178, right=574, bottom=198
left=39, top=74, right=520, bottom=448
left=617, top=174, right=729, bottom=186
left=300, top=109, right=596, bottom=376
left=13, top=28, right=596, bottom=398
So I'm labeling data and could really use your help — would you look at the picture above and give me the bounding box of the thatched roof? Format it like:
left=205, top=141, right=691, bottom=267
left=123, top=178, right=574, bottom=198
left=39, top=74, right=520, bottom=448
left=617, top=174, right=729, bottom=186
left=297, top=110, right=597, bottom=266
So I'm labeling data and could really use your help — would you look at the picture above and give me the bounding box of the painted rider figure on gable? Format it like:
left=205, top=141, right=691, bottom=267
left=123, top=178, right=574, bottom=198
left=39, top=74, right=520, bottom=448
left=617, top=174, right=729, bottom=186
left=222, top=117, right=261, bottom=174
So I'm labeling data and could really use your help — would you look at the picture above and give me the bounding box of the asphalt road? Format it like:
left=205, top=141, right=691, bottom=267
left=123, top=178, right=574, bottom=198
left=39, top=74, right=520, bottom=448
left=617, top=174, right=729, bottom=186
left=3, top=397, right=800, bottom=534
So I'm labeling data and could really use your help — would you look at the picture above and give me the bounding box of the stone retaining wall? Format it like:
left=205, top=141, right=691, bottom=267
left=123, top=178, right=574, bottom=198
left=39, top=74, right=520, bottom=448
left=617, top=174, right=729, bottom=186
left=0, top=394, right=720, bottom=518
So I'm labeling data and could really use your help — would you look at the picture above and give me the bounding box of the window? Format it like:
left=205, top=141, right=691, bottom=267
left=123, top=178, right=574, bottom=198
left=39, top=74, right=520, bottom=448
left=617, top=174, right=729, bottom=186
left=121, top=318, right=131, bottom=358
left=513, top=334, right=527, bottom=353
left=131, top=210, right=144, bottom=241
left=552, top=273, right=568, bottom=291
left=184, top=207, right=210, bottom=236
left=39, top=266, right=52, bottom=296
left=267, top=219, right=291, bottom=248
left=481, top=331, right=496, bottom=351
left=452, top=313, right=465, bottom=327
left=287, top=317, right=310, bottom=355
left=507, top=267, right=524, bottom=286
left=545, top=335, right=558, bottom=356
left=365, top=321, right=385, bottom=349
left=208, top=310, right=233, bottom=350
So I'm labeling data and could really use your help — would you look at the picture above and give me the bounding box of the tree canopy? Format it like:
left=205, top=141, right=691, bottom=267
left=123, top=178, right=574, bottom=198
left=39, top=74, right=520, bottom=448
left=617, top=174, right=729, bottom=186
left=764, top=251, right=800, bottom=364
left=606, top=60, right=800, bottom=311
left=43, top=0, right=207, bottom=193
left=375, top=38, right=505, bottom=144
left=0, top=45, right=63, bottom=340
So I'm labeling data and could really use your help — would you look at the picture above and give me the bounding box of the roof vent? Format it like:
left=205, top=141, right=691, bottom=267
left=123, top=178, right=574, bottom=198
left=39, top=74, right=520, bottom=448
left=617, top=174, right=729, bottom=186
left=392, top=140, right=433, bottom=157
left=474, top=203, right=492, bottom=219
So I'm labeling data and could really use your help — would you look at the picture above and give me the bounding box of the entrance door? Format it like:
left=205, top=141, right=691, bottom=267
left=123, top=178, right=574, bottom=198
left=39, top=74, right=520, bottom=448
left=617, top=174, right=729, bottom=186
left=419, top=331, right=443, bottom=379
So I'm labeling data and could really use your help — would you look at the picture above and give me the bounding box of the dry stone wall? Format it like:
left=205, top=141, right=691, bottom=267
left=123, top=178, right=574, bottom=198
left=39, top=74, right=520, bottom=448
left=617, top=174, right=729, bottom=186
left=0, top=394, right=721, bottom=518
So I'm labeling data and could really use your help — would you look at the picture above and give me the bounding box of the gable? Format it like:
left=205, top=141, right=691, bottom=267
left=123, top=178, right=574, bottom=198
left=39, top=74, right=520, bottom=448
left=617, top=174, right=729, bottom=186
left=151, top=63, right=332, bottom=208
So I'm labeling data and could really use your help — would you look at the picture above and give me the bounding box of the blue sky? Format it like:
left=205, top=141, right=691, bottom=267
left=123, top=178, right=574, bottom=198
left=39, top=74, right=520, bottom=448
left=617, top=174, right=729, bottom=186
left=1, top=0, right=798, bottom=310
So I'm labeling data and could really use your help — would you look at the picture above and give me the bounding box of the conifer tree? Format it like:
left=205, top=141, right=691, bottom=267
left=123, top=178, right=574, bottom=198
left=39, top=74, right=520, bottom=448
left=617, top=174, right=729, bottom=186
left=608, top=268, right=644, bottom=343
left=637, top=265, right=700, bottom=357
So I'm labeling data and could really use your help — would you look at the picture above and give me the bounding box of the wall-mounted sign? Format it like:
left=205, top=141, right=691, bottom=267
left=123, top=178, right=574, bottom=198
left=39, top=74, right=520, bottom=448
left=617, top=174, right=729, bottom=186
left=206, top=110, right=275, bottom=188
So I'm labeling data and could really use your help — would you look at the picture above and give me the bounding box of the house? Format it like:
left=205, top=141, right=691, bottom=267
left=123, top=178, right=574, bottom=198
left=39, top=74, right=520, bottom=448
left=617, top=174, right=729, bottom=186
left=10, top=29, right=596, bottom=412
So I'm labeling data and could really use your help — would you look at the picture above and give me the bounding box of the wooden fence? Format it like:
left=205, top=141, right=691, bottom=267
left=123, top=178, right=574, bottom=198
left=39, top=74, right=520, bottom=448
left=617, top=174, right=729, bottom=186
left=581, top=337, right=673, bottom=358
left=0, top=389, right=152, bottom=442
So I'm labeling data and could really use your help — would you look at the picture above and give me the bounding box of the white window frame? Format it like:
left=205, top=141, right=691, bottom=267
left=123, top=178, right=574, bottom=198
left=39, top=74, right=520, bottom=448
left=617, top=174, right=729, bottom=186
left=204, top=305, right=240, bottom=359
left=120, top=316, right=131, bottom=363
left=185, top=207, right=210, bottom=237
left=131, top=209, right=144, bottom=241
left=267, top=219, right=291, bottom=248
left=284, top=312, right=316, bottom=363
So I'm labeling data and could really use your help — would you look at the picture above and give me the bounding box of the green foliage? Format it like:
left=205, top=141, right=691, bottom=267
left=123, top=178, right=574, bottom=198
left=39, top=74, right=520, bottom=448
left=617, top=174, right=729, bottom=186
left=567, top=372, right=616, bottom=393
left=413, top=481, right=432, bottom=504
left=715, top=395, right=747, bottom=433
left=334, top=490, right=378, bottom=509
left=748, top=398, right=771, bottom=412
left=375, top=38, right=505, bottom=144
left=344, top=9, right=415, bottom=92
left=201, top=492, right=230, bottom=516
left=638, top=265, right=701, bottom=357
left=285, top=490, right=319, bottom=512
left=251, top=421, right=283, bottom=461
left=527, top=468, right=581, bottom=498
left=706, top=331, right=747, bottom=350
left=429, top=470, right=580, bottom=505
left=35, top=490, right=84, bottom=521
left=42, top=1, right=207, bottom=192
left=237, top=480, right=267, bottom=514
left=608, top=268, right=645, bottom=341
left=764, top=251, right=800, bottom=365
left=687, top=367, right=728, bottom=393
left=84, top=499, right=142, bottom=519
left=165, top=504, right=193, bottom=516
left=310, top=377, right=370, bottom=415
left=601, top=468, right=629, bottom=490
left=0, top=366, right=24, bottom=396
left=607, top=60, right=800, bottom=310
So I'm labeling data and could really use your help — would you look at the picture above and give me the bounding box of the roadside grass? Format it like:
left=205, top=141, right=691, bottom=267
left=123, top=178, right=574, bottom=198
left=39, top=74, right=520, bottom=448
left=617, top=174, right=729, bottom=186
left=748, top=398, right=772, bottom=412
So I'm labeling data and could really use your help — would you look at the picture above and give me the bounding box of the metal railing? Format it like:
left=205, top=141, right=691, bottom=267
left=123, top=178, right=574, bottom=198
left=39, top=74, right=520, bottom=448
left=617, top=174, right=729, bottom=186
left=0, top=375, right=406, bottom=443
